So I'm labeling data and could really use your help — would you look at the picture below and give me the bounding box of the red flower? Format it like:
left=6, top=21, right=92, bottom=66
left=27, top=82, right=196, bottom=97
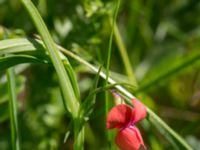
left=106, top=98, right=147, bottom=150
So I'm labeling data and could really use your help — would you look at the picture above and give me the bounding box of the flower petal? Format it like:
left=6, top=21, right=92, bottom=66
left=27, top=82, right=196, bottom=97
left=115, top=126, right=145, bottom=150
left=106, top=104, right=132, bottom=129
left=132, top=99, right=147, bottom=123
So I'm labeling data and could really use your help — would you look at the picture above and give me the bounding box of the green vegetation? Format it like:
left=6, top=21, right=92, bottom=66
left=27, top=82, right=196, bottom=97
left=0, top=0, right=200, bottom=149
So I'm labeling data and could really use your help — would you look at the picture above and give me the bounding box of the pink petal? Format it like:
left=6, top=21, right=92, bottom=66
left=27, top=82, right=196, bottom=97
left=115, top=126, right=145, bottom=150
left=132, top=99, right=147, bottom=123
left=106, top=104, right=132, bottom=129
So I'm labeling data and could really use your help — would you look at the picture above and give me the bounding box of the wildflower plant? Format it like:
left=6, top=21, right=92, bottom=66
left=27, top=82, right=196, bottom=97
left=0, top=0, right=198, bottom=149
left=106, top=98, right=147, bottom=150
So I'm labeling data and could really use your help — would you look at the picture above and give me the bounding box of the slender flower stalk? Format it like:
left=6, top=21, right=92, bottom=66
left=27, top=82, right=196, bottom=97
left=106, top=98, right=147, bottom=150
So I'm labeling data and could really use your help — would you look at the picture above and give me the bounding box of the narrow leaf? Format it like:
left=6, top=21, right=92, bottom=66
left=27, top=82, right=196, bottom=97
left=6, top=68, right=20, bottom=150
left=0, top=55, right=46, bottom=70
left=20, top=0, right=79, bottom=118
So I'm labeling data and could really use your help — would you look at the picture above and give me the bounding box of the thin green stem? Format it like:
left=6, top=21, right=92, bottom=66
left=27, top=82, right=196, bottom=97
left=113, top=23, right=138, bottom=86
left=7, top=68, right=20, bottom=150
left=105, top=0, right=121, bottom=148
left=105, top=0, right=120, bottom=84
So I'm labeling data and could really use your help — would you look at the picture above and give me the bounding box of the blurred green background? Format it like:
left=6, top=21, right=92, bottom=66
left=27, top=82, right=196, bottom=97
left=0, top=0, right=200, bottom=149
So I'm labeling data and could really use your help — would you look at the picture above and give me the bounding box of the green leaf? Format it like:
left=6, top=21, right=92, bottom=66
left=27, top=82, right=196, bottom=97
left=6, top=68, right=20, bottom=150
left=0, top=55, right=46, bottom=71
left=20, top=0, right=79, bottom=118
left=0, top=38, right=46, bottom=56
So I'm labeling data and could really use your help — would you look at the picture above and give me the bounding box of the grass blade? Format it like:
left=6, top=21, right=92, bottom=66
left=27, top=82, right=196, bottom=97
left=105, top=0, right=120, bottom=148
left=20, top=0, right=79, bottom=118
left=0, top=55, right=47, bottom=70
left=6, top=68, right=20, bottom=150
left=20, top=1, right=82, bottom=149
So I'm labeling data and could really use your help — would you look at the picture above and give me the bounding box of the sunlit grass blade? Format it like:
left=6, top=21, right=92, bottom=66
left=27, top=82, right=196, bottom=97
left=6, top=68, right=20, bottom=150
left=20, top=0, right=79, bottom=118
left=0, top=38, right=46, bottom=56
